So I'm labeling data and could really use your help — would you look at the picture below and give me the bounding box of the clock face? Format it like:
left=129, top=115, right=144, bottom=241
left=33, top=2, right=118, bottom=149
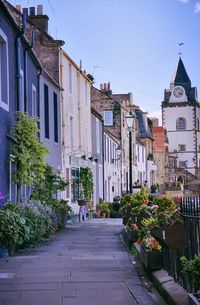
left=173, top=86, right=184, bottom=98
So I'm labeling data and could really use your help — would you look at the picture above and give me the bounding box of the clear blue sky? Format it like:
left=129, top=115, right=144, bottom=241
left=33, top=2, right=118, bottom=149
left=8, top=0, right=200, bottom=121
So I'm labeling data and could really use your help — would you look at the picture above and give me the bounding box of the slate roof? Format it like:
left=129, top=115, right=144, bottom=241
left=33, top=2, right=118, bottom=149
left=170, top=57, right=191, bottom=87
left=135, top=109, right=151, bottom=138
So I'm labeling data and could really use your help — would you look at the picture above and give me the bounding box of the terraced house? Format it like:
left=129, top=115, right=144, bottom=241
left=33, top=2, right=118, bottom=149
left=0, top=0, right=63, bottom=200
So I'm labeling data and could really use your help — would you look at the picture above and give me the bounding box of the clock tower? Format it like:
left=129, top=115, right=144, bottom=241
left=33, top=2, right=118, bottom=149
left=162, top=57, right=200, bottom=179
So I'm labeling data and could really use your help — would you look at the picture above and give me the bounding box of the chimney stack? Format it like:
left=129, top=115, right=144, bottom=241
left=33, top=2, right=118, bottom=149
left=37, top=5, right=43, bottom=15
left=29, top=7, right=35, bottom=16
left=28, top=5, right=49, bottom=33
left=22, top=7, right=28, bottom=16
left=16, top=5, right=21, bottom=12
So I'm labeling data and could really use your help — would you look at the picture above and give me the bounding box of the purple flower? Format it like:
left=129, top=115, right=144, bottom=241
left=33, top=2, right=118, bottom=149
left=0, top=192, right=5, bottom=207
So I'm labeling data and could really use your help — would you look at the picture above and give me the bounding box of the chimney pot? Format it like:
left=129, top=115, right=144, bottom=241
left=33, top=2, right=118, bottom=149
left=37, top=4, right=43, bottom=15
left=107, top=82, right=110, bottom=90
left=104, top=83, right=107, bottom=90
left=29, top=7, right=35, bottom=16
left=16, top=5, right=21, bottom=12
left=100, top=84, right=103, bottom=90
left=22, top=8, right=28, bottom=16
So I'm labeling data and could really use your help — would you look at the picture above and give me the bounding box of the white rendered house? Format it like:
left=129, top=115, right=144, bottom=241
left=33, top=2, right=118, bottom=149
left=60, top=50, right=92, bottom=213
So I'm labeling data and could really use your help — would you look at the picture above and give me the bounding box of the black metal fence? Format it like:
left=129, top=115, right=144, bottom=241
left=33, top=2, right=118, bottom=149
left=162, top=196, right=200, bottom=293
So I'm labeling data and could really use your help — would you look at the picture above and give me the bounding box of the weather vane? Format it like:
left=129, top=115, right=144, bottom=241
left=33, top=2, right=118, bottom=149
left=178, top=42, right=184, bottom=57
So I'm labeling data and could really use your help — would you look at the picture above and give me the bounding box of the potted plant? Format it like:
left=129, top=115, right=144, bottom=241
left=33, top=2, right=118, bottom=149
left=96, top=203, right=110, bottom=218
left=149, top=197, right=187, bottom=249
left=120, top=187, right=149, bottom=226
left=140, top=236, right=163, bottom=270
left=151, top=183, right=159, bottom=193
left=78, top=167, right=94, bottom=207
left=125, top=218, right=139, bottom=242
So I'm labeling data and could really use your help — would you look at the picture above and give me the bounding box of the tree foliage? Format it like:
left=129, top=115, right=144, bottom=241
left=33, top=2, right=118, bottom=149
left=9, top=112, right=48, bottom=202
left=80, top=167, right=93, bottom=200
left=31, top=165, right=69, bottom=203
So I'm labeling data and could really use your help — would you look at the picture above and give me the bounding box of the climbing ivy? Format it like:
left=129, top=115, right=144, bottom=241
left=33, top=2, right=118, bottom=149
left=9, top=112, right=49, bottom=202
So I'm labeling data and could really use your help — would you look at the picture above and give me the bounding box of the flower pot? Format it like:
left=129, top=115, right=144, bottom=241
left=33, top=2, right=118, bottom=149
left=132, top=212, right=148, bottom=228
left=140, top=245, right=163, bottom=270
left=126, top=228, right=138, bottom=242
left=151, top=223, right=187, bottom=249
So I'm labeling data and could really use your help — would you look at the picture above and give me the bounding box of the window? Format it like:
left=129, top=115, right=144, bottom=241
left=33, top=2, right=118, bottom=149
left=179, top=144, right=186, bottom=152
left=104, top=111, right=113, bottom=126
left=71, top=168, right=80, bottom=202
left=85, top=81, right=88, bottom=107
left=65, top=168, right=70, bottom=198
left=104, top=134, right=106, bottom=161
left=0, top=29, right=9, bottom=111
left=53, top=92, right=58, bottom=143
left=96, top=118, right=100, bottom=153
left=70, top=116, right=74, bottom=148
left=176, top=117, right=186, bottom=131
left=32, top=84, right=37, bottom=117
left=69, top=63, right=72, bottom=93
left=44, top=84, right=49, bottom=139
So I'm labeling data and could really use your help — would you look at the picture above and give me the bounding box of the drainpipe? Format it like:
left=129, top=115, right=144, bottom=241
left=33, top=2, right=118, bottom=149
left=24, top=31, right=35, bottom=113
left=102, top=121, right=105, bottom=200
left=16, top=13, right=26, bottom=111
left=37, top=67, right=42, bottom=139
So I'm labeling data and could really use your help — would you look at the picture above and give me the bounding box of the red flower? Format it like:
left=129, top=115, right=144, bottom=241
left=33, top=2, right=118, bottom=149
left=175, top=197, right=182, bottom=204
left=144, top=198, right=150, bottom=205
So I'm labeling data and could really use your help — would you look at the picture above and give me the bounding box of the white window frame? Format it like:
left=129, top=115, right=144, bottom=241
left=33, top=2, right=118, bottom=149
left=0, top=29, right=9, bottom=111
left=96, top=118, right=100, bottom=153
left=85, top=81, right=88, bottom=107
left=69, top=63, right=72, bottom=94
left=70, top=116, right=74, bottom=148
left=104, top=110, right=113, bottom=126
left=32, top=84, right=37, bottom=117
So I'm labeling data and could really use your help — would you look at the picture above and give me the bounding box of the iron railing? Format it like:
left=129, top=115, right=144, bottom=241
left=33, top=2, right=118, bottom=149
left=162, top=196, right=200, bottom=293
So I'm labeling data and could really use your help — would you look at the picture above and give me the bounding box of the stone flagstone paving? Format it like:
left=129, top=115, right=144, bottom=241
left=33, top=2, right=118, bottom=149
left=0, top=218, right=164, bottom=305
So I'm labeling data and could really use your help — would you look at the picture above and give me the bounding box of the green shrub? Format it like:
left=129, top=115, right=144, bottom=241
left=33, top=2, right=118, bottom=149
left=47, top=199, right=71, bottom=229
left=180, top=255, right=200, bottom=293
left=0, top=207, right=25, bottom=255
left=97, top=203, right=110, bottom=217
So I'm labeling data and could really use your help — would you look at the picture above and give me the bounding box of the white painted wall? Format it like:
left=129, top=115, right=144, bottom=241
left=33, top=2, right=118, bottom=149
left=60, top=50, right=92, bottom=212
left=104, top=132, right=121, bottom=202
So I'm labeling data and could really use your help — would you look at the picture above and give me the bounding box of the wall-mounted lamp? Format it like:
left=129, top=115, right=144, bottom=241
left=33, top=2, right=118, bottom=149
left=88, top=155, right=98, bottom=162
left=81, top=153, right=98, bottom=162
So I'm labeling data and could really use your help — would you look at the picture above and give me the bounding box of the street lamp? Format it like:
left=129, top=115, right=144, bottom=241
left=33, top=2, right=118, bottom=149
left=125, top=111, right=134, bottom=193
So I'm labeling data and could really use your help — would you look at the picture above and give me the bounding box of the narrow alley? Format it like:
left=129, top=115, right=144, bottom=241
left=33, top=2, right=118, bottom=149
left=0, top=219, right=166, bottom=305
